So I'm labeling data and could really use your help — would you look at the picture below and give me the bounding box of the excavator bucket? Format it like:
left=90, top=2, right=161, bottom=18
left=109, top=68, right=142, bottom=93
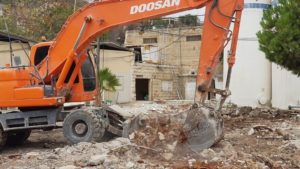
left=122, top=106, right=223, bottom=152
left=181, top=107, right=223, bottom=151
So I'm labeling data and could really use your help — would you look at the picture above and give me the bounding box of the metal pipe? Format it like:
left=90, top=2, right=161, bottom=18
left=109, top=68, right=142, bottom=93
left=73, top=0, right=77, bottom=12
left=73, top=20, right=89, bottom=50
left=4, top=19, right=14, bottom=67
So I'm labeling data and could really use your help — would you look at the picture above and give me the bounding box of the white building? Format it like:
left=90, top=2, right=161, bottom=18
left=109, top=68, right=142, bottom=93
left=224, top=0, right=300, bottom=109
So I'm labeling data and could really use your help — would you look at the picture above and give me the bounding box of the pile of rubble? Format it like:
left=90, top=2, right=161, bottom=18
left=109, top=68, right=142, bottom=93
left=0, top=101, right=299, bottom=169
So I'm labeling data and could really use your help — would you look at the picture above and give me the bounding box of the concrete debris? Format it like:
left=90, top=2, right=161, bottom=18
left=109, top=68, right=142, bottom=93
left=188, top=159, right=196, bottom=168
left=38, top=165, right=50, bottom=169
left=0, top=101, right=299, bottom=169
left=158, top=132, right=165, bottom=140
left=166, top=141, right=177, bottom=152
left=162, top=153, right=173, bottom=160
left=88, top=154, right=107, bottom=166
left=102, top=155, right=119, bottom=168
left=275, top=128, right=292, bottom=140
left=129, top=132, right=135, bottom=140
left=296, top=114, right=300, bottom=121
left=126, top=161, right=135, bottom=168
left=57, top=165, right=79, bottom=169
left=200, top=148, right=216, bottom=160
left=24, top=152, right=40, bottom=159
left=248, top=128, right=255, bottom=135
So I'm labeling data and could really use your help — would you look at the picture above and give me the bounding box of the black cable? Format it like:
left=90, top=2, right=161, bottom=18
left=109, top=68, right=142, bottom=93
left=216, top=0, right=236, bottom=20
left=208, top=0, right=229, bottom=32
left=208, top=0, right=234, bottom=48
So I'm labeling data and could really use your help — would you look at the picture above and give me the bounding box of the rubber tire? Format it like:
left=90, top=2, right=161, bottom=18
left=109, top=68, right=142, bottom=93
left=63, top=109, right=105, bottom=144
left=0, top=127, right=7, bottom=150
left=6, top=130, right=31, bottom=146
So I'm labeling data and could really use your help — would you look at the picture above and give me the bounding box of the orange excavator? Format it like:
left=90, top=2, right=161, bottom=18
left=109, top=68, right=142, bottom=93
left=0, top=0, right=243, bottom=150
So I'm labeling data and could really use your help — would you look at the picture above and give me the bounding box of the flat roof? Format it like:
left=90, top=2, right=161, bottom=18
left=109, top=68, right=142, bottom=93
left=0, top=31, right=36, bottom=43
left=91, top=42, right=132, bottom=52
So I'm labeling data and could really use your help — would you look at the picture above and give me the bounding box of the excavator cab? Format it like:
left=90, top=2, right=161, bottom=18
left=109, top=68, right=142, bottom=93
left=29, top=42, right=98, bottom=102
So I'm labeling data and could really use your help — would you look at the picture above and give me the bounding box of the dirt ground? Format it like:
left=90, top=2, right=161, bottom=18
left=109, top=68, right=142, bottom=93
left=0, top=101, right=299, bottom=169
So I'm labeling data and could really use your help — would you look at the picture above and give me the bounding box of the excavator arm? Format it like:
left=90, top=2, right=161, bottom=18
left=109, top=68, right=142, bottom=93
left=35, top=0, right=243, bottom=106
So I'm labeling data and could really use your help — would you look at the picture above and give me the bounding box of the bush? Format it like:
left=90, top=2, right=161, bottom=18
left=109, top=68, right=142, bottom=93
left=257, top=0, right=300, bottom=75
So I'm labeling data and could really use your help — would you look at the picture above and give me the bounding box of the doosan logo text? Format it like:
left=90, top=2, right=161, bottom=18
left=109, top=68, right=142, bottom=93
left=130, top=0, right=181, bottom=14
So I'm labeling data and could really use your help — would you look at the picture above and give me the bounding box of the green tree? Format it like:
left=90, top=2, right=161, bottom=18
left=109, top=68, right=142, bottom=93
left=97, top=68, right=120, bottom=94
left=178, top=14, right=199, bottom=26
left=0, top=0, right=87, bottom=40
left=257, top=0, right=300, bottom=75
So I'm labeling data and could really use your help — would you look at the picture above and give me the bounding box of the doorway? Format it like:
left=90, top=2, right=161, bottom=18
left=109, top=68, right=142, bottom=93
left=136, top=79, right=149, bottom=100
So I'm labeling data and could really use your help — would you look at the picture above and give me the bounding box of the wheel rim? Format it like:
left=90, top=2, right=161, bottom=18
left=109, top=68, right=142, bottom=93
left=72, top=120, right=88, bottom=137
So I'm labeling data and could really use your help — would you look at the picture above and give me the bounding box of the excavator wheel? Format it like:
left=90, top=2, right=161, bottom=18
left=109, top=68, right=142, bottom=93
left=63, top=108, right=108, bottom=144
left=0, top=127, right=7, bottom=150
left=6, top=130, right=31, bottom=146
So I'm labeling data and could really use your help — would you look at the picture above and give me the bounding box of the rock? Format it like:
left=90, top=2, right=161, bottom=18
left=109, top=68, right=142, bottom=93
left=103, top=155, right=119, bottom=168
left=296, top=114, right=300, bottom=121
left=273, top=161, right=283, bottom=168
left=74, top=159, right=88, bottom=167
left=75, top=142, right=92, bottom=151
left=158, top=132, right=165, bottom=140
left=237, top=160, right=245, bottom=165
left=54, top=148, right=61, bottom=153
left=162, top=153, right=173, bottom=160
left=88, top=154, right=107, bottom=166
left=58, top=165, right=79, bottom=169
left=237, top=106, right=253, bottom=116
left=25, top=152, right=39, bottom=156
left=7, top=166, right=25, bottom=169
left=166, top=141, right=177, bottom=152
left=211, top=157, right=220, bottom=162
left=188, top=159, right=196, bottom=168
left=200, top=149, right=216, bottom=159
left=38, top=165, right=50, bottom=169
left=129, top=132, right=135, bottom=140
left=126, top=161, right=135, bottom=168
left=116, top=137, right=131, bottom=144
left=24, top=152, right=39, bottom=158
left=93, top=142, right=106, bottom=150
left=248, top=128, right=255, bottom=135
left=276, top=128, right=291, bottom=140
left=47, top=154, right=59, bottom=160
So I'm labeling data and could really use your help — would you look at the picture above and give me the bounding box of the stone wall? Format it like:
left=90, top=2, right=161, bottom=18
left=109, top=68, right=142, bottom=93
left=132, top=63, right=181, bottom=101
left=125, top=26, right=202, bottom=75
left=125, top=26, right=203, bottom=100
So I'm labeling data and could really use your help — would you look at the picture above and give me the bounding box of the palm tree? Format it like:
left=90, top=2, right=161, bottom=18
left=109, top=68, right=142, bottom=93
left=97, top=68, right=120, bottom=94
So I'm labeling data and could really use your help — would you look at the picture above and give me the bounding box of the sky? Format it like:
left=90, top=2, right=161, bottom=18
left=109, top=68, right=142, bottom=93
left=168, top=8, right=205, bottom=17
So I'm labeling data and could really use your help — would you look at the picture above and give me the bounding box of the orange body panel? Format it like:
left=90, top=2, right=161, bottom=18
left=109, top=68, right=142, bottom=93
left=14, top=87, right=44, bottom=100
left=1, top=97, right=64, bottom=107
left=0, top=0, right=244, bottom=108
left=0, top=68, right=33, bottom=101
